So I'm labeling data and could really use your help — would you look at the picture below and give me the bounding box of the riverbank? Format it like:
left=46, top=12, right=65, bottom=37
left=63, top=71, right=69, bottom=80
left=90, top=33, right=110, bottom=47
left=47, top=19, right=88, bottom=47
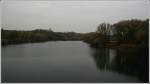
left=1, top=29, right=83, bottom=46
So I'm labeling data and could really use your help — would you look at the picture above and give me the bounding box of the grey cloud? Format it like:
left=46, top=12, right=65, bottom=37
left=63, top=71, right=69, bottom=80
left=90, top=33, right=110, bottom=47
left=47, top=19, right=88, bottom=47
left=2, top=1, right=149, bottom=33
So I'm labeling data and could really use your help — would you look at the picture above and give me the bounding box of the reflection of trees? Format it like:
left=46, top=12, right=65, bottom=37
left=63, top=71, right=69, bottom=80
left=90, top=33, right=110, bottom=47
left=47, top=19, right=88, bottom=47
left=110, top=48, right=139, bottom=75
left=92, top=47, right=149, bottom=82
left=111, top=47, right=149, bottom=82
left=91, top=48, right=111, bottom=70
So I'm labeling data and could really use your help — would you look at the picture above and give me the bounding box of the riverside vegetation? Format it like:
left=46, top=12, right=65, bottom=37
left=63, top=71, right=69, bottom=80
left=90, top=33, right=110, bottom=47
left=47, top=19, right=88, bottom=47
left=1, top=19, right=149, bottom=82
left=83, top=19, right=149, bottom=82
left=2, top=19, right=148, bottom=48
left=1, top=29, right=83, bottom=45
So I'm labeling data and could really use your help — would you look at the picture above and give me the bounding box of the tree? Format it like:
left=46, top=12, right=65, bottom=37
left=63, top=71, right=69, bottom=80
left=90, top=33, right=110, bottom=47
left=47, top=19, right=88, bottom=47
left=97, top=23, right=112, bottom=35
left=113, top=19, right=148, bottom=44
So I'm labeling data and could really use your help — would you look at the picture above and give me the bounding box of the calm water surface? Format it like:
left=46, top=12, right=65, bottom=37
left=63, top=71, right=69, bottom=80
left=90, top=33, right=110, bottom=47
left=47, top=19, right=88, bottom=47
left=2, top=41, right=141, bottom=82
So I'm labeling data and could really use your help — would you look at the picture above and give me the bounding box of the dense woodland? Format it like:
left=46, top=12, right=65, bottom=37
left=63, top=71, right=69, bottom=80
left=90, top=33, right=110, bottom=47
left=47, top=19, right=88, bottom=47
left=83, top=19, right=149, bottom=48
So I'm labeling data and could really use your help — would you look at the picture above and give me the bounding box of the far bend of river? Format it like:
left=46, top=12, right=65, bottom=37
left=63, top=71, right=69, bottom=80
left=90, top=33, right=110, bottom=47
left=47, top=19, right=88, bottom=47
left=2, top=41, right=142, bottom=83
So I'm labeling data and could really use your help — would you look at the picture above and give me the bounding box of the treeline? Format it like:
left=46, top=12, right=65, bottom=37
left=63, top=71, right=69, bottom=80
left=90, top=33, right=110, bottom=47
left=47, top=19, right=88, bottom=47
left=83, top=19, right=149, bottom=82
left=2, top=19, right=149, bottom=47
left=83, top=19, right=149, bottom=48
left=1, top=29, right=83, bottom=45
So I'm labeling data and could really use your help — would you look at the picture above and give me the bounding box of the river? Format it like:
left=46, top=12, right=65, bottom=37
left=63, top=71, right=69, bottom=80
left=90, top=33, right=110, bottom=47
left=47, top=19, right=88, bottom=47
left=2, top=41, right=142, bottom=83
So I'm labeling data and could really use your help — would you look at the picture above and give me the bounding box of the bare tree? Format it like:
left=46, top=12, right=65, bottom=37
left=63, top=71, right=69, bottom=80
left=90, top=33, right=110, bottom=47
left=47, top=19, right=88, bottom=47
left=97, top=23, right=112, bottom=35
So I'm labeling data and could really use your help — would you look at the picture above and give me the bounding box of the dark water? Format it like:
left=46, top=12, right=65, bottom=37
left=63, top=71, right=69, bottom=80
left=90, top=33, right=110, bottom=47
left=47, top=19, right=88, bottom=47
left=2, top=41, right=146, bottom=83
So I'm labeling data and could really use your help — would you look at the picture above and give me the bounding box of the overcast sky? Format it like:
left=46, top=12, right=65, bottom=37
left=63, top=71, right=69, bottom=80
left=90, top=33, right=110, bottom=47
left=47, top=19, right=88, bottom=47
left=2, top=1, right=149, bottom=33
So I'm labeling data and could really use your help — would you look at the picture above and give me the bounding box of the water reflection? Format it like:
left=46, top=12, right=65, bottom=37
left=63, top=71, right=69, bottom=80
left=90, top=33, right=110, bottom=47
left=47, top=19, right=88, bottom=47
left=2, top=41, right=148, bottom=83
left=91, top=47, right=149, bottom=82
